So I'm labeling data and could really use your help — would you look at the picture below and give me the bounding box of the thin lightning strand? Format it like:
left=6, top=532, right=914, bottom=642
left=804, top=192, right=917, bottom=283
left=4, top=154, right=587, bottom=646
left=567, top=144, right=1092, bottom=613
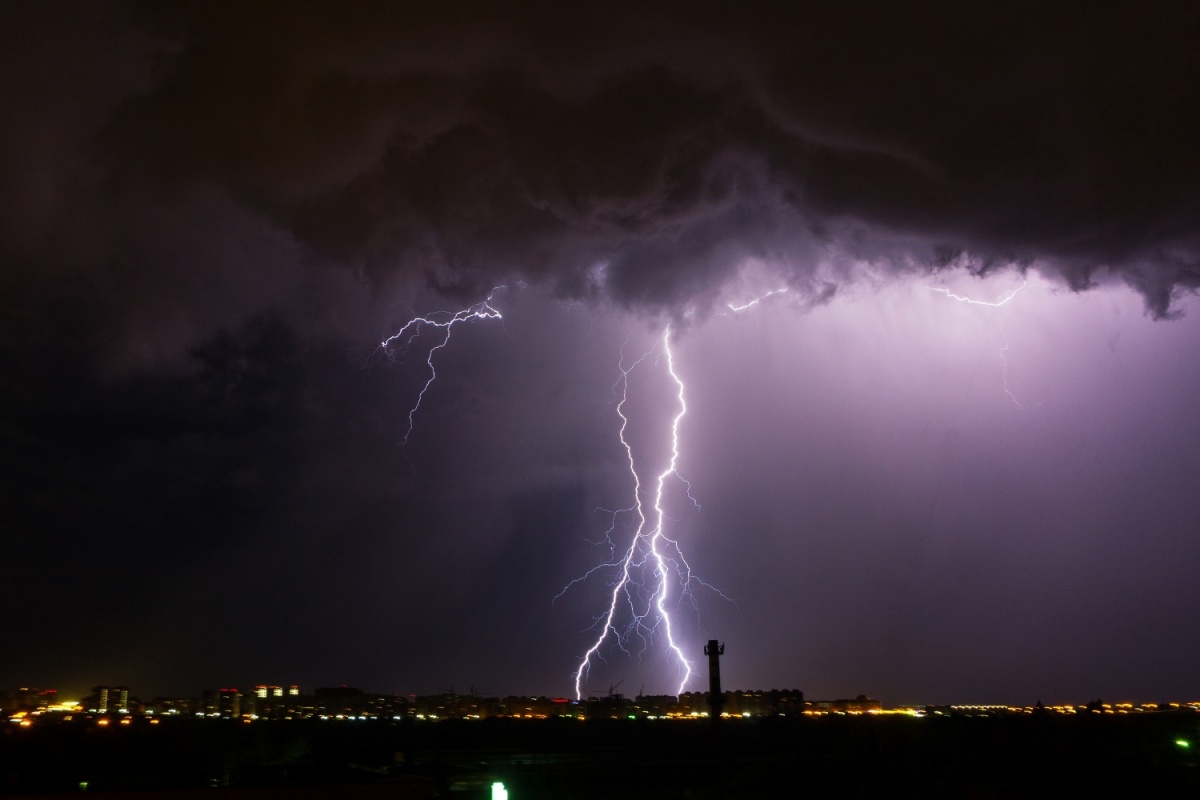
left=648, top=326, right=693, bottom=694
left=725, top=287, right=789, bottom=312
left=927, top=279, right=1047, bottom=408
left=570, top=326, right=695, bottom=699
left=927, top=280, right=1025, bottom=307
left=571, top=345, right=652, bottom=700
left=999, top=327, right=1048, bottom=409
left=379, top=287, right=504, bottom=444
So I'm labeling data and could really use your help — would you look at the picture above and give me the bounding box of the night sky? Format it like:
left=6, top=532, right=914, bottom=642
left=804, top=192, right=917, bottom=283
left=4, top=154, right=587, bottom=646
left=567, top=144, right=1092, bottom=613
left=3, top=1, right=1199, bottom=705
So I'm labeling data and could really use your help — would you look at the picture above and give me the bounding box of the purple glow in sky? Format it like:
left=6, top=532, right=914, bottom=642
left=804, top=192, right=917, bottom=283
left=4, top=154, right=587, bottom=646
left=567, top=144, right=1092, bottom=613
left=665, top=270, right=1200, bottom=702
left=2, top=2, right=1199, bottom=704
left=443, top=270, right=1196, bottom=702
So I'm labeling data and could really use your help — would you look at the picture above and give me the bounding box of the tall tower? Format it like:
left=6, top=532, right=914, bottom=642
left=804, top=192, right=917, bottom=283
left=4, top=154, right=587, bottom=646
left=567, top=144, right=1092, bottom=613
left=704, top=640, right=724, bottom=719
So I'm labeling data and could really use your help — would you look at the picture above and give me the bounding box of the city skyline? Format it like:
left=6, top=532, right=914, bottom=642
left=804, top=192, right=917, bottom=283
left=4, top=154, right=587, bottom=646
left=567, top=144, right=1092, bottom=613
left=9, top=681, right=1199, bottom=719
left=3, top=3, right=1199, bottom=706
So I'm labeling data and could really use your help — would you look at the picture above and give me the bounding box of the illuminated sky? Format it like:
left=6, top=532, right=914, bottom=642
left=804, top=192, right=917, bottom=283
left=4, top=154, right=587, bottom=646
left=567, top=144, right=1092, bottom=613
left=2, top=2, right=1199, bottom=704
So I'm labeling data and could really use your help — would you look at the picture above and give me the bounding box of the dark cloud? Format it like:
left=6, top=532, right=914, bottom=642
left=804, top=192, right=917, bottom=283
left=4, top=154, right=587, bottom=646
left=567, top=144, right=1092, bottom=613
left=4, top=1, right=1199, bottom=375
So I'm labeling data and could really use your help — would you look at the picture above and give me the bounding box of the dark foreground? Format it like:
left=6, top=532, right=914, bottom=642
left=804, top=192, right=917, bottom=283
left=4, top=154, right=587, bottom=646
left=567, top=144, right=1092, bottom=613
left=4, top=713, right=1200, bottom=798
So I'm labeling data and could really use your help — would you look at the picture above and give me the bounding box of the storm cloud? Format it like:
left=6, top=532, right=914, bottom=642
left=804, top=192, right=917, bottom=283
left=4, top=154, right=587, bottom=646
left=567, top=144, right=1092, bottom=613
left=3, top=1, right=1199, bottom=371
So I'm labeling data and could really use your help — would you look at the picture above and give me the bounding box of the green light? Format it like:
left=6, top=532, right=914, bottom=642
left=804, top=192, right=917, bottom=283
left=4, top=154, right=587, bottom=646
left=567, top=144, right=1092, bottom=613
left=491, top=781, right=508, bottom=800
left=1176, top=739, right=1191, bottom=749
left=78, top=782, right=89, bottom=791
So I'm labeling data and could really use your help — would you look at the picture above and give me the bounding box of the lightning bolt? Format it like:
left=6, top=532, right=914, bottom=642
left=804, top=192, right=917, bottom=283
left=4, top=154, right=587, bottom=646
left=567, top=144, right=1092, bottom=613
left=927, top=279, right=1047, bottom=408
left=725, top=287, right=789, bottom=312
left=569, top=325, right=697, bottom=700
left=720, top=287, right=787, bottom=311
left=927, top=280, right=1025, bottom=307
left=379, top=287, right=505, bottom=444
left=382, top=289, right=714, bottom=699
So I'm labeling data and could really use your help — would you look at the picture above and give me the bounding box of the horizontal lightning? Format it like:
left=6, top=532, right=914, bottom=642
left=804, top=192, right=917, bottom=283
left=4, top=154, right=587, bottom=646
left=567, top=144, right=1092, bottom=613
left=927, top=280, right=1026, bottom=307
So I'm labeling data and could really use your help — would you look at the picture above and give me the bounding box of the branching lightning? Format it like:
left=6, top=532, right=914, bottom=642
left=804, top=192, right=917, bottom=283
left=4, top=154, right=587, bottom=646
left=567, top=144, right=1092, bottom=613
left=379, top=287, right=505, bottom=444
left=565, top=293, right=789, bottom=698
left=382, top=287, right=708, bottom=698
left=928, top=279, right=1047, bottom=408
left=568, top=325, right=698, bottom=700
